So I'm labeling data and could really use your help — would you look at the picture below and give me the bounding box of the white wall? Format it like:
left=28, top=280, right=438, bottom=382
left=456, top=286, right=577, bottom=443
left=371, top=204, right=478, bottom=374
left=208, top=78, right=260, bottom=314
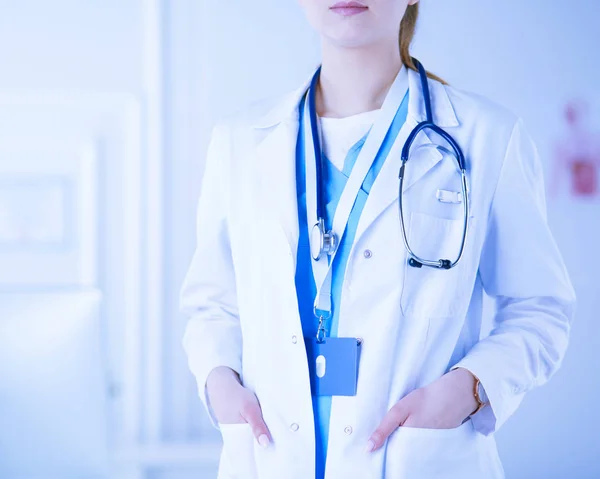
left=0, top=1, right=146, bottom=477
left=0, top=1, right=143, bottom=90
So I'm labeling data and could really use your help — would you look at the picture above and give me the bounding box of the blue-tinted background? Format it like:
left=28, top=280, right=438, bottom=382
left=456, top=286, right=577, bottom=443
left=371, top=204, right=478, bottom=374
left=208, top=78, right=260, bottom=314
left=0, top=1, right=598, bottom=478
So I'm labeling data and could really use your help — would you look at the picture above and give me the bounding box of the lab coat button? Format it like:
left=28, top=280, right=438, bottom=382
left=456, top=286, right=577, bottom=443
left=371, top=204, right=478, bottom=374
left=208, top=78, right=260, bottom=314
left=363, top=249, right=372, bottom=259
left=344, top=425, right=353, bottom=435
left=290, top=423, right=299, bottom=432
left=291, top=335, right=297, bottom=344
left=513, top=385, right=521, bottom=394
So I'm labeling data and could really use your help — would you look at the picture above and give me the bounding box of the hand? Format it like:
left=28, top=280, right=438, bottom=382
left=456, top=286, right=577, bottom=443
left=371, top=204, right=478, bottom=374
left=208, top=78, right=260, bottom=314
left=366, top=367, right=478, bottom=452
left=206, top=366, right=272, bottom=448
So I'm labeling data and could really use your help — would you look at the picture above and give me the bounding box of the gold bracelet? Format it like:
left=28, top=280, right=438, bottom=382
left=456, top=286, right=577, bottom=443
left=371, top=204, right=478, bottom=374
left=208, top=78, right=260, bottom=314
left=470, top=375, right=485, bottom=415
left=450, top=366, right=487, bottom=416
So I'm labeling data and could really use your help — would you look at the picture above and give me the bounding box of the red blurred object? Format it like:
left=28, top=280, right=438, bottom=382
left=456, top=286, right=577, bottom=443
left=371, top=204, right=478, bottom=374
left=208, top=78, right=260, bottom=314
left=571, top=160, right=596, bottom=196
left=550, top=99, right=600, bottom=198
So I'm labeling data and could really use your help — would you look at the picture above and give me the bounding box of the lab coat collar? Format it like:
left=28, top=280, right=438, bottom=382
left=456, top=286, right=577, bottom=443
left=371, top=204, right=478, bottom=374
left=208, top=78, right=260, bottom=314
left=253, top=64, right=459, bottom=130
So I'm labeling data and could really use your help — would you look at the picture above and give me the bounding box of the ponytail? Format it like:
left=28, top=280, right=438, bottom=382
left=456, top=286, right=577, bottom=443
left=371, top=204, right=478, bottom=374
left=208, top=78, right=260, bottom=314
left=399, top=4, right=447, bottom=85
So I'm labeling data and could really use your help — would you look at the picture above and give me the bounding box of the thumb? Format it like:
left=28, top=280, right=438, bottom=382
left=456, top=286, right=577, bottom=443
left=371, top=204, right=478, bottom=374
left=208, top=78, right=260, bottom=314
left=240, top=396, right=272, bottom=448
left=366, top=400, right=410, bottom=453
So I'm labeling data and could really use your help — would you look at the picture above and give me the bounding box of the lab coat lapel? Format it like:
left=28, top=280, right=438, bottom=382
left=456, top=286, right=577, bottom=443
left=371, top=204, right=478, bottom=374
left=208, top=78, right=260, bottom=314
left=253, top=75, right=313, bottom=264
left=255, top=117, right=301, bottom=261
left=353, top=67, right=460, bottom=245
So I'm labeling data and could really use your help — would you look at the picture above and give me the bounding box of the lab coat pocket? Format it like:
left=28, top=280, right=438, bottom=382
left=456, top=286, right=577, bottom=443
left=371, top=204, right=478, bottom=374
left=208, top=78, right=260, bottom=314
left=384, top=419, right=486, bottom=479
left=218, top=423, right=258, bottom=479
left=400, top=212, right=475, bottom=319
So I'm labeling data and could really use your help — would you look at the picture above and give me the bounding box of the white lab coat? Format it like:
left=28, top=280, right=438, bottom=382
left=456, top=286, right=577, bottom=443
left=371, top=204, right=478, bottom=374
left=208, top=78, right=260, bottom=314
left=180, top=65, right=576, bottom=479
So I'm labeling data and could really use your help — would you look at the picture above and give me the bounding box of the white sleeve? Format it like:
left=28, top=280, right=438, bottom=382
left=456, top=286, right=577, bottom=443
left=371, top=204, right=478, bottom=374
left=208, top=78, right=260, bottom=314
left=450, top=118, right=577, bottom=435
left=180, top=120, right=242, bottom=429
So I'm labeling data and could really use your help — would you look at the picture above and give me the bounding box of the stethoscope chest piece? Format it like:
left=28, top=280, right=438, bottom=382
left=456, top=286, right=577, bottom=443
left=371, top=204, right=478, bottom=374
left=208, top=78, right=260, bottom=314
left=311, top=219, right=337, bottom=261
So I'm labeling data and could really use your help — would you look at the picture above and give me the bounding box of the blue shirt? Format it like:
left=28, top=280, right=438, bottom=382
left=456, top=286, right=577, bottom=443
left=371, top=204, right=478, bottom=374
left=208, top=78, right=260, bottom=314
left=294, top=90, right=409, bottom=478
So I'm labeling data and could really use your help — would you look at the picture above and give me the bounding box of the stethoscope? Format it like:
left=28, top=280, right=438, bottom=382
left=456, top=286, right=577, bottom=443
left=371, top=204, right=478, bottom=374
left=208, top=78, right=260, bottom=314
left=308, top=57, right=470, bottom=270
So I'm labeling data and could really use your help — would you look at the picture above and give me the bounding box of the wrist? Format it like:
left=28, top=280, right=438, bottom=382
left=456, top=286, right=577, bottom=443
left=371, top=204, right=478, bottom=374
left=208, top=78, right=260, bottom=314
left=450, top=367, right=479, bottom=414
left=207, top=366, right=242, bottom=391
left=451, top=366, right=488, bottom=415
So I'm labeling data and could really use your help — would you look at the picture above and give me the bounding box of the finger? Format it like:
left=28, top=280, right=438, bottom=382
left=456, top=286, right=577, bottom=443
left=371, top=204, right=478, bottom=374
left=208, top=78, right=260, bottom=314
left=240, top=399, right=271, bottom=448
left=366, top=402, right=410, bottom=453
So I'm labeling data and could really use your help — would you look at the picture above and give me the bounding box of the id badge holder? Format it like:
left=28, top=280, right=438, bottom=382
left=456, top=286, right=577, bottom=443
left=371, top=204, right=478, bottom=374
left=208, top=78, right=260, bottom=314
left=305, top=337, right=362, bottom=396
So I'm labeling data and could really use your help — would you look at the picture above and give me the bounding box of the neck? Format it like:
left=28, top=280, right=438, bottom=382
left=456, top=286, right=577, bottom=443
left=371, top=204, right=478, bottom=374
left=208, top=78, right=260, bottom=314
left=316, top=39, right=402, bottom=118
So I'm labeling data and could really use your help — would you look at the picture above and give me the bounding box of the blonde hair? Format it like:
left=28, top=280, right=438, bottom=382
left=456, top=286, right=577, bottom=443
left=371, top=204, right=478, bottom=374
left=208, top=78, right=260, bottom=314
left=399, top=4, right=447, bottom=85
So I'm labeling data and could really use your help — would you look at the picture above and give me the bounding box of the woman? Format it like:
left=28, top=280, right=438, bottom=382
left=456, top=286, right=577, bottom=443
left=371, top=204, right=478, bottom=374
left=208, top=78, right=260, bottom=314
left=180, top=1, right=576, bottom=478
